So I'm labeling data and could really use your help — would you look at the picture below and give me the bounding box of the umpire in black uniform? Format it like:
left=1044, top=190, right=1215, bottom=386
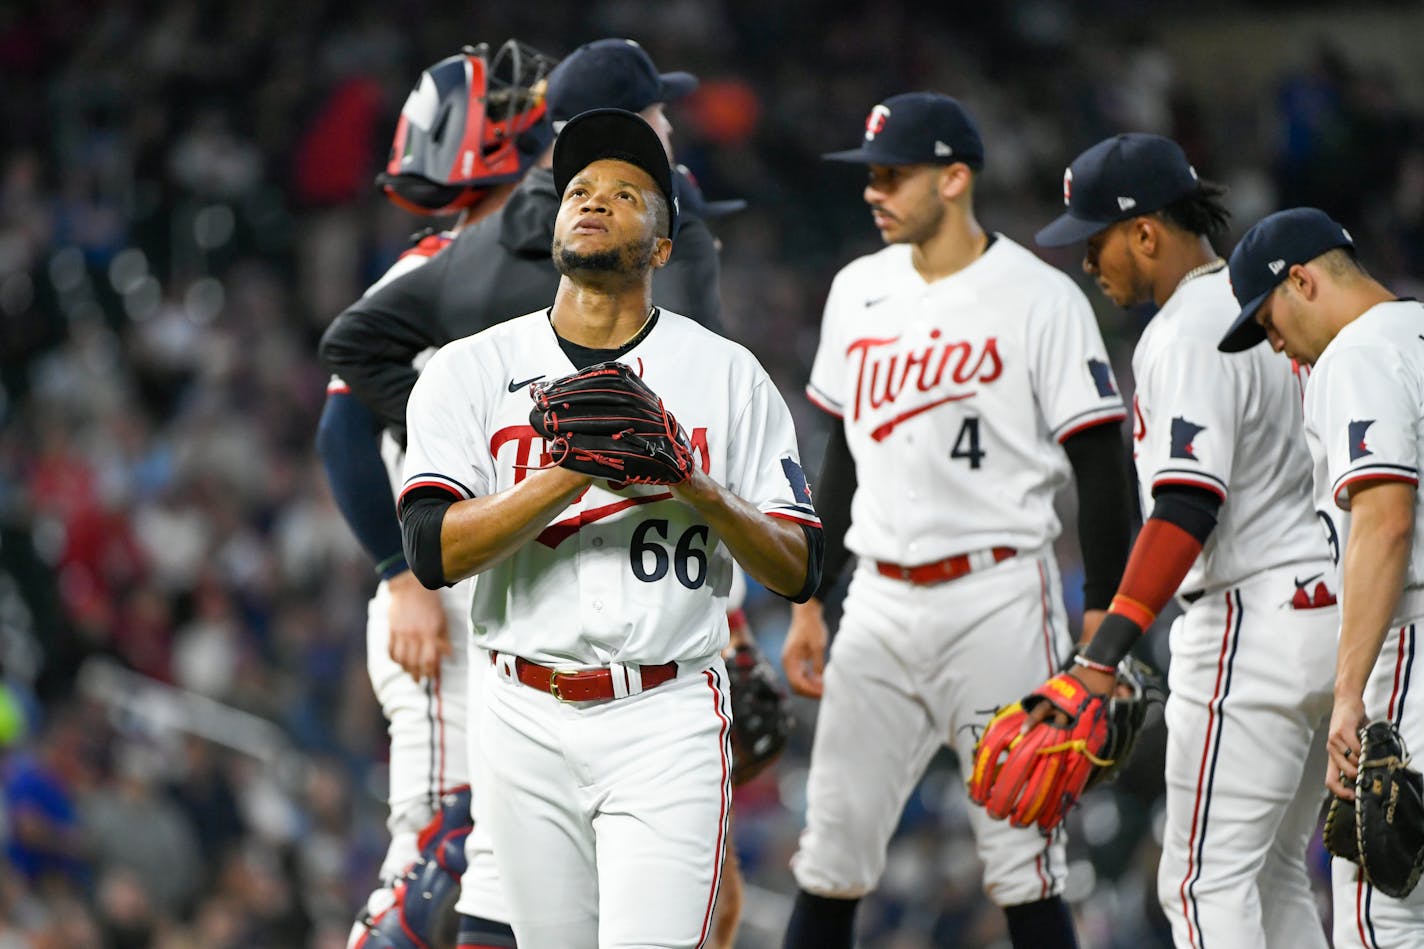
left=320, top=38, right=725, bottom=440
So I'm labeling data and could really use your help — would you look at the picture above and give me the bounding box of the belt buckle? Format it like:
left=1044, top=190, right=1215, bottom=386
left=900, top=565, right=912, bottom=581
left=548, top=668, right=569, bottom=702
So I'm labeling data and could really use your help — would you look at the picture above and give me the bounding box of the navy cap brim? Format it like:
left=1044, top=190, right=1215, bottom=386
left=822, top=147, right=930, bottom=165
left=658, top=71, right=698, bottom=102
left=1034, top=211, right=1116, bottom=248
left=1218, top=293, right=1271, bottom=353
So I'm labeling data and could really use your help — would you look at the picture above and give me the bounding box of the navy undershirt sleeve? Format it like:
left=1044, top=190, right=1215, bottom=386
left=1062, top=421, right=1136, bottom=611
left=811, top=424, right=856, bottom=601
left=399, top=492, right=454, bottom=590
left=316, top=391, right=408, bottom=579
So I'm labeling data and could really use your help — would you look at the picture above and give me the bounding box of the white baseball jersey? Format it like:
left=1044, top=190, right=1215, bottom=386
left=806, top=236, right=1124, bottom=563
left=1132, top=269, right=1330, bottom=594
left=400, top=308, right=819, bottom=667
left=1305, top=299, right=1424, bottom=624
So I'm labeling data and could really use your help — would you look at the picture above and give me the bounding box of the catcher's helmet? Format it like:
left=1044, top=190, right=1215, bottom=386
left=379, top=40, right=556, bottom=215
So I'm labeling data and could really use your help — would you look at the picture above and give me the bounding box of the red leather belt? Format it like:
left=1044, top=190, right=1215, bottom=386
left=493, top=653, right=678, bottom=702
left=875, top=546, right=1017, bottom=585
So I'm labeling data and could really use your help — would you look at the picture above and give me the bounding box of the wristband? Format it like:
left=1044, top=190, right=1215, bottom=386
left=1072, top=653, right=1117, bottom=676
left=1081, top=611, right=1143, bottom=668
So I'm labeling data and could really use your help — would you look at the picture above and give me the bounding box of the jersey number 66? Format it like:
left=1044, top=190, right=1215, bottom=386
left=630, top=519, right=711, bottom=589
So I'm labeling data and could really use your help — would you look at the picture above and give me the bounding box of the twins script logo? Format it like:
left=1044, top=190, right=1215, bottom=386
left=845, top=332, right=1002, bottom=440
left=489, top=425, right=713, bottom=548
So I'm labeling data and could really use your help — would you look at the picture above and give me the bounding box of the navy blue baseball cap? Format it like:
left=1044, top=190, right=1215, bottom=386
left=1218, top=207, right=1355, bottom=352
left=823, top=92, right=984, bottom=169
left=1036, top=134, right=1201, bottom=247
left=674, top=164, right=746, bottom=220
left=552, top=108, right=678, bottom=237
left=546, top=39, right=697, bottom=126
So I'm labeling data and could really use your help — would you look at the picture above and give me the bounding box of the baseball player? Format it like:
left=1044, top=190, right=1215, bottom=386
left=315, top=40, right=555, bottom=949
left=318, top=38, right=756, bottom=946
left=1219, top=207, right=1424, bottom=947
left=1030, top=136, right=1336, bottom=948
left=781, top=92, right=1135, bottom=949
left=397, top=107, right=822, bottom=949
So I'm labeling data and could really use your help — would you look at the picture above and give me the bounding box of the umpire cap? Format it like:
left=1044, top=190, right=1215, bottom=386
left=1036, top=134, right=1200, bottom=247
left=823, top=92, right=984, bottom=169
left=547, top=39, right=697, bottom=127
left=1218, top=208, right=1355, bottom=352
left=553, top=108, right=678, bottom=237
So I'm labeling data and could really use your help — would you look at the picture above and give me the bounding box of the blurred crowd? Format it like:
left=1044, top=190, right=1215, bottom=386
left=2, top=1, right=1423, bottom=946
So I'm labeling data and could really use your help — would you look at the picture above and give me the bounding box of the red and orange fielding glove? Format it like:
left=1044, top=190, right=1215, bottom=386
left=967, top=673, right=1112, bottom=830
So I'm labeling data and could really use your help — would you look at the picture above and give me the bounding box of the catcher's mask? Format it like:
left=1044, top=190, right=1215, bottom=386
left=378, top=40, right=556, bottom=215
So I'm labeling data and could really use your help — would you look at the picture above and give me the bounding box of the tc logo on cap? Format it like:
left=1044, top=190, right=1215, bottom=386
left=864, top=104, right=891, bottom=142
left=1062, top=168, right=1073, bottom=206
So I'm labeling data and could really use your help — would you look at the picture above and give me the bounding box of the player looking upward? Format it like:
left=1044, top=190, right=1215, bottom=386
left=397, top=107, right=822, bottom=949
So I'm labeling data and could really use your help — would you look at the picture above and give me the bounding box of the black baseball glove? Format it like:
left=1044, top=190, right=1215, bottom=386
left=529, top=361, right=694, bottom=486
left=1077, top=653, right=1165, bottom=790
left=726, top=644, right=794, bottom=786
left=1325, top=721, right=1424, bottom=899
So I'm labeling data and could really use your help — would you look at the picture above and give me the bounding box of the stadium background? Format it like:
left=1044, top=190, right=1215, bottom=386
left=2, top=1, right=1423, bottom=946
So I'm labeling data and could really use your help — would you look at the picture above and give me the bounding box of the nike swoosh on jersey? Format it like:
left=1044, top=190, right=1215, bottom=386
left=870, top=392, right=975, bottom=442
left=535, top=492, right=673, bottom=548
left=864, top=295, right=889, bottom=307
left=508, top=374, right=546, bottom=393
left=1294, top=572, right=1323, bottom=589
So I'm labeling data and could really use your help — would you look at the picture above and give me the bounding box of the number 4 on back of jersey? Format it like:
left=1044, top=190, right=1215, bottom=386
left=951, top=417, right=985, bottom=469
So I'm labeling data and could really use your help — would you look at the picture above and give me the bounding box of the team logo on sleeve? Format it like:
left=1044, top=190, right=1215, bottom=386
left=781, top=457, right=813, bottom=504
left=1169, top=417, right=1205, bottom=460
left=1087, top=358, right=1117, bottom=397
left=1348, top=419, right=1375, bottom=461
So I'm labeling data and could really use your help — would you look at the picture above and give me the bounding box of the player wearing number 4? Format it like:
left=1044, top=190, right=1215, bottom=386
left=398, top=107, right=823, bottom=949
left=1219, top=208, right=1424, bottom=947
left=1000, top=135, right=1340, bottom=948
left=781, top=93, right=1135, bottom=949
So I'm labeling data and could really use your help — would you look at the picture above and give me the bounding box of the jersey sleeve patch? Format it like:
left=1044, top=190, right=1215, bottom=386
left=1169, top=417, right=1206, bottom=460
left=781, top=457, right=814, bottom=504
left=805, top=382, right=844, bottom=418
left=1087, top=358, right=1118, bottom=397
left=1349, top=419, right=1375, bottom=461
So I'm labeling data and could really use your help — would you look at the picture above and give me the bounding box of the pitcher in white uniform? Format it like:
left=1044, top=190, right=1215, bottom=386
left=781, top=92, right=1136, bottom=949
left=398, top=108, right=822, bottom=949
left=1220, top=207, right=1424, bottom=949
left=1034, top=135, right=1336, bottom=949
